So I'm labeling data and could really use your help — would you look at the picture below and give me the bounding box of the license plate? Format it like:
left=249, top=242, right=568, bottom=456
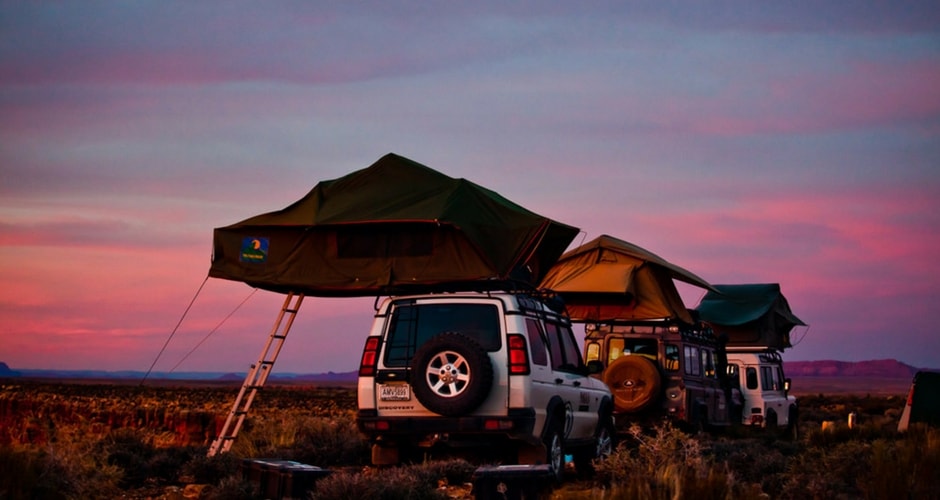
left=380, top=384, right=411, bottom=401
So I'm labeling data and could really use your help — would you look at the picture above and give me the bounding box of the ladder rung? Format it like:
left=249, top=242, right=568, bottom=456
left=260, top=360, right=274, bottom=365
left=284, top=308, right=298, bottom=313
left=272, top=334, right=286, bottom=339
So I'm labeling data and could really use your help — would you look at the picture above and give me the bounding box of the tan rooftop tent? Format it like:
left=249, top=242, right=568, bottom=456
left=539, top=234, right=715, bottom=324
left=209, top=153, right=579, bottom=296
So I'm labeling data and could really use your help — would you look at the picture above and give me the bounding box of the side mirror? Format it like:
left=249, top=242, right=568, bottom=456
left=587, top=360, right=605, bottom=375
left=784, top=378, right=792, bottom=393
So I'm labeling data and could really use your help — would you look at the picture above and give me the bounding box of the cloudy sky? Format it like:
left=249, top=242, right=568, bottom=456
left=2, top=2, right=938, bottom=375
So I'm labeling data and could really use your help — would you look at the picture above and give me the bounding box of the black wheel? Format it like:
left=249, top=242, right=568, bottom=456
left=573, top=414, right=615, bottom=476
left=764, top=409, right=778, bottom=429
left=696, top=407, right=709, bottom=434
left=544, top=418, right=565, bottom=482
left=410, top=332, right=493, bottom=416
left=786, top=407, right=799, bottom=440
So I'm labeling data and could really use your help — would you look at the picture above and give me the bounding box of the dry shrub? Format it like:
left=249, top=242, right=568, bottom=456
left=311, top=460, right=472, bottom=500
left=181, top=451, right=244, bottom=484
left=708, top=437, right=793, bottom=496
left=591, top=423, right=763, bottom=500
left=780, top=439, right=871, bottom=499
left=0, top=435, right=124, bottom=499
left=861, top=424, right=940, bottom=499
left=230, top=411, right=369, bottom=466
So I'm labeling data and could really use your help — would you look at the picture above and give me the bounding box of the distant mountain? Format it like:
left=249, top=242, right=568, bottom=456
left=279, top=371, right=358, bottom=382
left=0, top=362, right=21, bottom=377
left=786, top=359, right=923, bottom=378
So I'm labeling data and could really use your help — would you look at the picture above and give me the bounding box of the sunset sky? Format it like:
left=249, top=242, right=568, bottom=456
left=2, top=2, right=938, bottom=375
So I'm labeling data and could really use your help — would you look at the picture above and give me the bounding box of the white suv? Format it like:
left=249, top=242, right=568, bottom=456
left=356, top=291, right=614, bottom=479
left=726, top=349, right=798, bottom=436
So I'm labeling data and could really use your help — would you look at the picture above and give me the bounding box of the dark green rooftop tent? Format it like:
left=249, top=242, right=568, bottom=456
left=694, top=283, right=806, bottom=350
left=208, top=153, right=580, bottom=296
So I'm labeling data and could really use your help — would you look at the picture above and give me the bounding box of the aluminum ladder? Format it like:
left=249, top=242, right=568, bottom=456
left=208, top=292, right=304, bottom=456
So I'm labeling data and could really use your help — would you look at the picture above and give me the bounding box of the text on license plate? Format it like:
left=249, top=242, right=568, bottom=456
left=380, top=384, right=411, bottom=401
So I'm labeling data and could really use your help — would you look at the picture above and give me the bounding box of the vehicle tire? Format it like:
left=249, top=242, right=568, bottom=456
left=786, top=407, right=799, bottom=440
left=573, top=414, right=615, bottom=476
left=544, top=418, right=565, bottom=482
left=764, top=409, right=778, bottom=430
left=603, top=356, right=661, bottom=413
left=410, top=332, right=493, bottom=417
left=696, top=407, right=709, bottom=434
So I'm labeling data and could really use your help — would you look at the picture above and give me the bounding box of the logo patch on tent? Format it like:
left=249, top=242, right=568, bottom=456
left=240, top=237, right=269, bottom=263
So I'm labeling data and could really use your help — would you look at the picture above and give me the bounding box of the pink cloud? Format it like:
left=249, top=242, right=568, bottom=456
left=631, top=58, right=940, bottom=137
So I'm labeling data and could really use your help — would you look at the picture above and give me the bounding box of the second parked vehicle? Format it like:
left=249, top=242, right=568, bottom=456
left=582, top=320, right=742, bottom=431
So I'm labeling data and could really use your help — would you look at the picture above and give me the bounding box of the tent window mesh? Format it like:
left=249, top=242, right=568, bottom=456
left=335, top=224, right=434, bottom=258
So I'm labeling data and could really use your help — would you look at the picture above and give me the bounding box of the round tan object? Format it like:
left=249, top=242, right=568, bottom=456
left=603, top=355, right=662, bottom=413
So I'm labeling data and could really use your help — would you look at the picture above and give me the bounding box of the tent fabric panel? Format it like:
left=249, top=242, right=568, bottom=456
left=538, top=247, right=640, bottom=294
left=208, top=153, right=579, bottom=294
left=209, top=222, right=498, bottom=296
left=578, top=235, right=715, bottom=291
left=539, top=234, right=703, bottom=323
left=695, top=283, right=805, bottom=350
left=695, top=283, right=806, bottom=327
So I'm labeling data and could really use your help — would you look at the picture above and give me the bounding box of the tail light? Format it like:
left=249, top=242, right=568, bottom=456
left=507, top=334, right=530, bottom=375
left=359, top=337, right=381, bottom=377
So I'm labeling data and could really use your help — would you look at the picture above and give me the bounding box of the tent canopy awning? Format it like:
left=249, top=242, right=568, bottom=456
left=539, top=234, right=714, bottom=324
left=209, top=153, right=579, bottom=296
left=695, top=283, right=806, bottom=350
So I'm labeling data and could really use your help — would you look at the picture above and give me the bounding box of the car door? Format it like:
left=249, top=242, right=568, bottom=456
left=544, top=320, right=600, bottom=440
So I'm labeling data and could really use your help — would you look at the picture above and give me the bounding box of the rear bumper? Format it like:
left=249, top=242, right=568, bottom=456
left=357, top=407, right=537, bottom=445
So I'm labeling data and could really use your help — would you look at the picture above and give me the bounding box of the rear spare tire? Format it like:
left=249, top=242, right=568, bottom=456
left=410, top=332, right=493, bottom=416
left=603, top=355, right=662, bottom=413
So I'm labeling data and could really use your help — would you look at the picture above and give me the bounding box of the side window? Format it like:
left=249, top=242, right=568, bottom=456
left=608, top=338, right=625, bottom=364
left=585, top=342, right=600, bottom=363
left=664, top=344, right=680, bottom=371
left=761, top=366, right=775, bottom=391
left=684, top=346, right=701, bottom=376
left=545, top=321, right=583, bottom=372
left=544, top=322, right=566, bottom=371
left=524, top=318, right=549, bottom=367
left=727, top=364, right=740, bottom=387
left=702, top=349, right=716, bottom=378
left=746, top=367, right=758, bottom=390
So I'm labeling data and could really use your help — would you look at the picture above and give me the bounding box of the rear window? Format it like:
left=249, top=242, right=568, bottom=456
left=383, top=302, right=501, bottom=367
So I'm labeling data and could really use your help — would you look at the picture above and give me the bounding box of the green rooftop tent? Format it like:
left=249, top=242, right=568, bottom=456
left=694, top=283, right=806, bottom=350
left=208, top=153, right=580, bottom=296
left=538, top=234, right=715, bottom=324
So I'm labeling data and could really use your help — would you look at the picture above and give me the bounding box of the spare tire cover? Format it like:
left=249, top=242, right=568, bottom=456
left=604, top=355, right=662, bottom=413
left=410, top=332, right=494, bottom=416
